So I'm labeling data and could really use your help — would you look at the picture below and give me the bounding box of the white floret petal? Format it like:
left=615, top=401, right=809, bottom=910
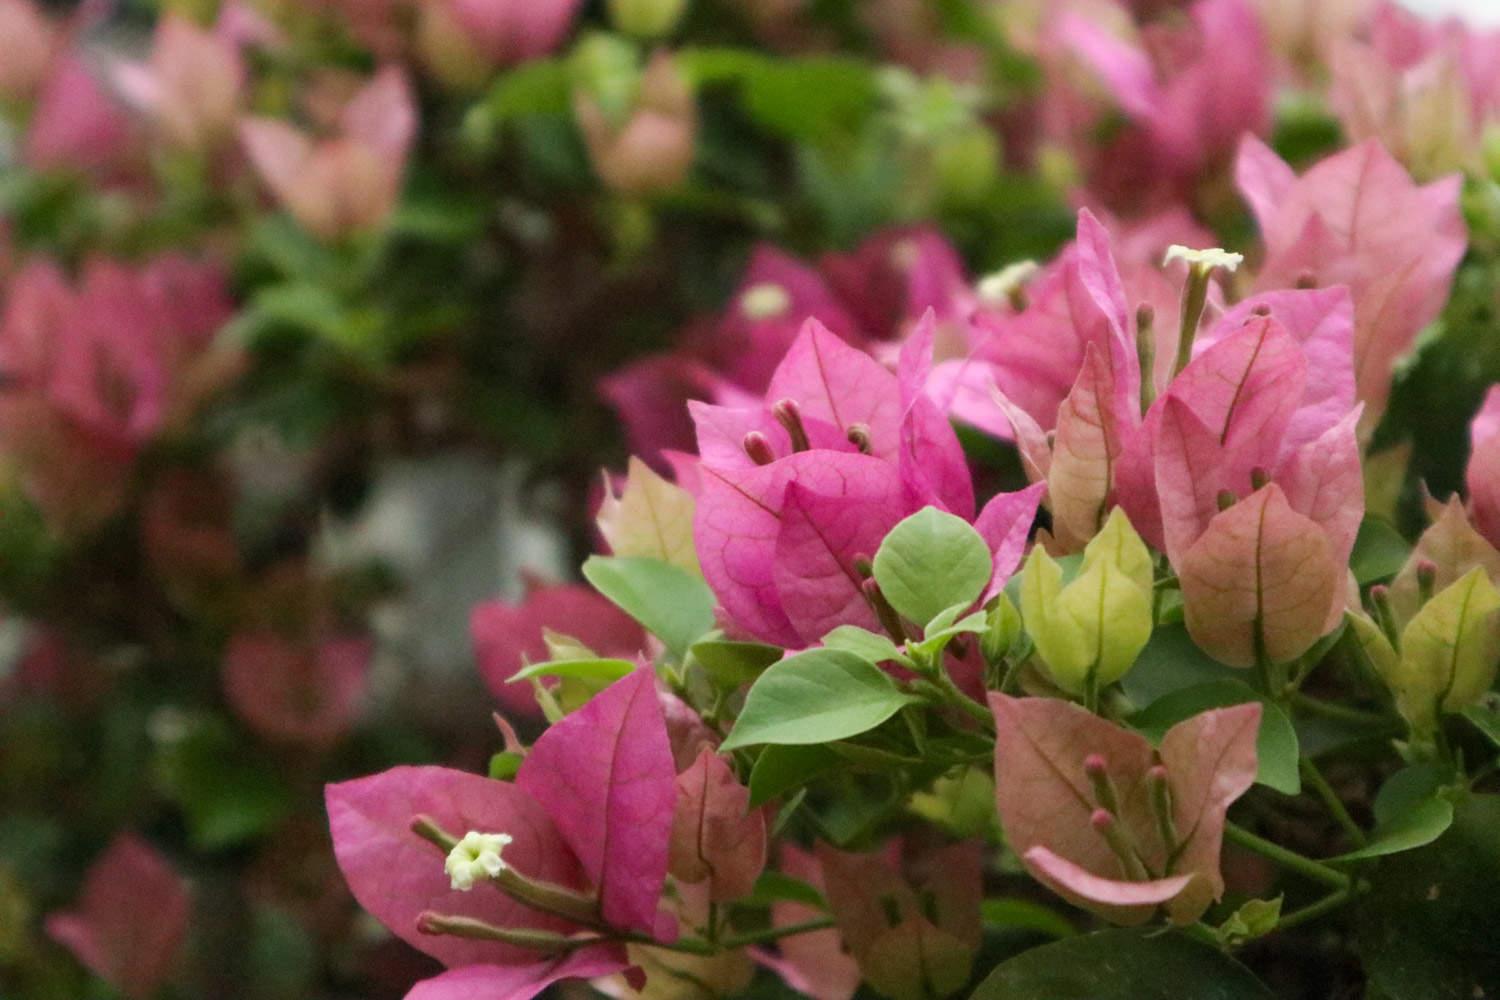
left=1162, top=245, right=1244, bottom=272
left=444, top=831, right=515, bottom=892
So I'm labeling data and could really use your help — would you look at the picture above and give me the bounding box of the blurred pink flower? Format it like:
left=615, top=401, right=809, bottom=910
left=1236, top=136, right=1466, bottom=426
left=45, top=834, right=191, bottom=999
left=0, top=255, right=234, bottom=529
left=1467, top=385, right=1500, bottom=551
left=112, top=14, right=245, bottom=154
left=223, top=631, right=373, bottom=746
left=0, top=0, right=56, bottom=103
left=447, top=0, right=585, bottom=66
left=23, top=54, right=135, bottom=179
left=240, top=66, right=417, bottom=241
left=575, top=51, right=697, bottom=196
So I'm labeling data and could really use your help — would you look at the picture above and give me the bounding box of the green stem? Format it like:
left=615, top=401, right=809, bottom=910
left=722, top=917, right=837, bottom=949
left=1223, top=822, right=1351, bottom=889
left=1289, top=694, right=1393, bottom=728
left=1277, top=885, right=1359, bottom=931
left=922, top=667, right=995, bottom=730
left=1173, top=265, right=1212, bottom=376
left=1299, top=758, right=1367, bottom=847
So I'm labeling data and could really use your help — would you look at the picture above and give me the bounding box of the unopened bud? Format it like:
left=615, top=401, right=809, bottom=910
left=772, top=398, right=811, bottom=453
left=1217, top=490, right=1237, bottom=512
left=1416, top=559, right=1438, bottom=605
left=846, top=423, right=873, bottom=454
left=977, top=260, right=1039, bottom=311
left=743, top=431, right=776, bottom=466
left=1250, top=467, right=1270, bottom=491
left=1295, top=271, right=1318, bottom=290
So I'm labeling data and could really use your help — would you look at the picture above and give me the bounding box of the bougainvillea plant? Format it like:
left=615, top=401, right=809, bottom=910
left=334, top=194, right=1500, bottom=996
left=6, top=0, right=1500, bottom=997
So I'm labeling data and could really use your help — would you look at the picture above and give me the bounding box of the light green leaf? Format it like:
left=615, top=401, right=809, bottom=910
left=722, top=649, right=918, bottom=750
left=581, top=555, right=716, bottom=658
left=873, top=507, right=992, bottom=627
left=821, top=625, right=911, bottom=667
left=508, top=657, right=635, bottom=687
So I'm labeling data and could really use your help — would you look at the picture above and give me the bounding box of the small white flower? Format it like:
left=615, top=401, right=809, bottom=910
left=740, top=282, right=791, bottom=320
left=977, top=260, right=1040, bottom=305
left=444, top=831, right=514, bottom=892
left=1162, top=245, right=1244, bottom=273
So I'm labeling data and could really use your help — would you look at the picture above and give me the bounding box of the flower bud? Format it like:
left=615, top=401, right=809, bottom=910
left=1019, top=508, right=1153, bottom=697
left=980, top=591, right=1021, bottom=664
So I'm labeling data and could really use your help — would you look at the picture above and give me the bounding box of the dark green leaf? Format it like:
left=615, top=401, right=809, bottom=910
left=1351, top=517, right=1411, bottom=585
left=690, top=639, right=784, bottom=688
left=980, top=900, right=1075, bottom=940
left=581, top=555, right=716, bottom=658
left=722, top=649, right=919, bottom=750
left=742, top=871, right=828, bottom=910
left=970, top=929, right=1274, bottom=999
left=1119, top=623, right=1237, bottom=707
left=1461, top=695, right=1500, bottom=747
left=748, top=744, right=841, bottom=807
left=1334, top=797, right=1453, bottom=863
left=1356, top=794, right=1500, bottom=999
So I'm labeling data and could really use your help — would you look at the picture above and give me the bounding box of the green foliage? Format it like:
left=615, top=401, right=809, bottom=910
left=581, top=555, right=717, bottom=658
left=970, top=930, right=1275, bottom=999
left=873, top=508, right=992, bottom=627
left=722, top=648, right=918, bottom=750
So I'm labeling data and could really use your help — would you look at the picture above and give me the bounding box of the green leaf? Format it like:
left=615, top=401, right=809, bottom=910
left=1461, top=694, right=1500, bottom=747
left=970, top=929, right=1274, bottom=999
left=678, top=49, right=878, bottom=145
left=1334, top=797, right=1453, bottom=863
left=1129, top=681, right=1301, bottom=795
left=1356, top=794, right=1500, bottom=999
left=979, top=900, right=1076, bottom=940
left=1372, top=764, right=1453, bottom=828
left=154, top=715, right=292, bottom=850
left=723, top=649, right=918, bottom=750
left=581, top=555, right=716, bottom=659
left=1215, top=897, right=1282, bottom=948
left=488, top=752, right=523, bottom=781
left=743, top=871, right=829, bottom=910
left=873, top=508, right=992, bottom=626
left=821, top=625, right=912, bottom=667
left=482, top=58, right=571, bottom=121
left=690, top=639, right=784, bottom=688
left=508, top=657, right=636, bottom=688
left=1350, top=517, right=1410, bottom=585
left=1119, top=623, right=1238, bottom=707
left=747, top=744, right=841, bottom=807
